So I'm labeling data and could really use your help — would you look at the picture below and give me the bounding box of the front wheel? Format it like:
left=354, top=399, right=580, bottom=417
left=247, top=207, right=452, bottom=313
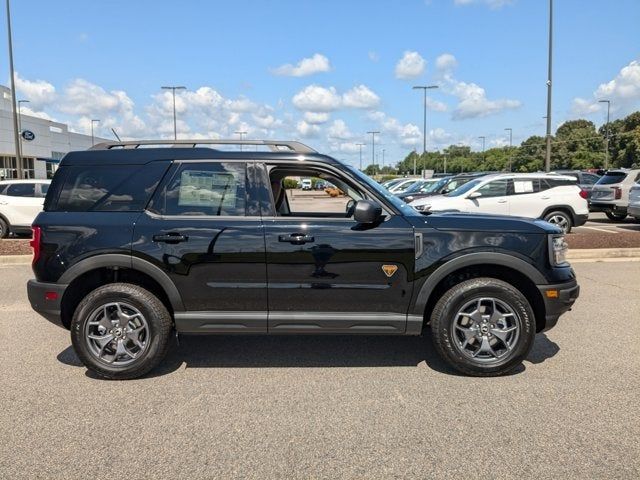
left=605, top=211, right=627, bottom=221
left=70, top=283, right=173, bottom=380
left=430, top=278, right=536, bottom=376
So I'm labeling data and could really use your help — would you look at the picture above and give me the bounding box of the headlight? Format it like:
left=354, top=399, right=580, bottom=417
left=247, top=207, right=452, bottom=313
left=549, top=235, right=569, bottom=266
left=413, top=204, right=431, bottom=212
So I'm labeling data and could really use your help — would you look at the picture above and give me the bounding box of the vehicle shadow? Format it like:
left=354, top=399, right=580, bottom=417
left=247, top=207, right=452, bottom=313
left=56, top=331, right=560, bottom=379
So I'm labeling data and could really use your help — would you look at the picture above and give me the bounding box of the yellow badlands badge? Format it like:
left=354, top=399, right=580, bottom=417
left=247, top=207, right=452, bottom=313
left=382, top=265, right=398, bottom=278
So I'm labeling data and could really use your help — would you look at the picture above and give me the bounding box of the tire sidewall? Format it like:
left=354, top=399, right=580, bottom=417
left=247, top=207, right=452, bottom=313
left=0, top=218, right=8, bottom=238
left=432, top=280, right=535, bottom=375
left=544, top=210, right=572, bottom=233
left=70, top=284, right=170, bottom=378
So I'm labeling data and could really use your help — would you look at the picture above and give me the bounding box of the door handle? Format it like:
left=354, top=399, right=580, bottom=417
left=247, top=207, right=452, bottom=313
left=541, top=196, right=551, bottom=200
left=153, top=233, right=189, bottom=244
left=278, top=233, right=315, bottom=244
left=497, top=199, right=507, bottom=203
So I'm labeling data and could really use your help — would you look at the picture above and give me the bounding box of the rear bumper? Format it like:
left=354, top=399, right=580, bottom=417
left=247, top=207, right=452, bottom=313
left=27, top=279, right=68, bottom=328
left=536, top=279, right=580, bottom=332
left=573, top=213, right=588, bottom=227
left=589, top=202, right=627, bottom=214
left=628, top=205, right=640, bottom=218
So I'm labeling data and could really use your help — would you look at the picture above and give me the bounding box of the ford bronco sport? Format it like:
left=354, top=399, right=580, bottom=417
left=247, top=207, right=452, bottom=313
left=27, top=140, right=579, bottom=379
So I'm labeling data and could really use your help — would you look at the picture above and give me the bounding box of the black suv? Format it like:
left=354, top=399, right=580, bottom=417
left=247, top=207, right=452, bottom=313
left=27, top=140, right=579, bottom=379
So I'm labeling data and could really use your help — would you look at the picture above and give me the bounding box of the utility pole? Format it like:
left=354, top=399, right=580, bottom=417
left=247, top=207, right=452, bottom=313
left=90, top=119, right=100, bottom=146
left=382, top=149, right=385, bottom=171
left=412, top=85, right=438, bottom=176
left=161, top=85, right=186, bottom=140
left=505, top=127, right=513, bottom=171
left=598, top=99, right=611, bottom=170
left=544, top=0, right=553, bottom=172
left=6, top=0, right=22, bottom=178
left=478, top=136, right=486, bottom=161
left=235, top=131, right=247, bottom=151
left=366, top=131, right=379, bottom=174
left=17, top=99, right=29, bottom=160
left=356, top=143, right=366, bottom=171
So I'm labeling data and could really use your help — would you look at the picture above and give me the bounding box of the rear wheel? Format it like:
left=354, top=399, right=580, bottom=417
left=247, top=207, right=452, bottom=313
left=430, top=278, right=536, bottom=376
left=70, top=283, right=172, bottom=380
left=605, top=211, right=627, bottom=221
left=543, top=210, right=573, bottom=233
left=0, top=218, right=9, bottom=238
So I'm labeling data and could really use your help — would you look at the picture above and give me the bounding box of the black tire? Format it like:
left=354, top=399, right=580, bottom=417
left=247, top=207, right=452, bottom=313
left=0, top=217, right=9, bottom=238
left=543, top=210, right=573, bottom=233
left=430, top=277, right=536, bottom=377
left=605, top=211, right=627, bottom=221
left=70, top=283, right=172, bottom=380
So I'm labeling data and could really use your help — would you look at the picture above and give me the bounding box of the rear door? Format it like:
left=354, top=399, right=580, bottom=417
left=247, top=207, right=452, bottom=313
left=132, top=161, right=268, bottom=333
left=508, top=178, right=542, bottom=218
left=259, top=162, right=415, bottom=334
left=1, top=183, right=43, bottom=226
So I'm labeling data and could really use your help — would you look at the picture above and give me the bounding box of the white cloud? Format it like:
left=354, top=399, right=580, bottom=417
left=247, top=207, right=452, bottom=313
left=296, top=120, right=321, bottom=138
left=435, top=53, right=458, bottom=72
left=368, top=110, right=422, bottom=147
left=572, top=59, right=640, bottom=117
left=14, top=72, right=56, bottom=109
left=271, top=53, right=331, bottom=77
left=395, top=51, right=426, bottom=79
left=327, top=119, right=353, bottom=140
left=342, top=84, right=380, bottom=109
left=427, top=97, right=448, bottom=112
left=454, top=0, right=514, bottom=8
left=303, top=112, right=330, bottom=124
left=292, top=85, right=342, bottom=112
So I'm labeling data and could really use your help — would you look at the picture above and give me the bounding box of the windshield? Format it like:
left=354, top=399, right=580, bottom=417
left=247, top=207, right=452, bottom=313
left=445, top=178, right=483, bottom=197
left=596, top=171, right=627, bottom=185
left=404, top=180, right=436, bottom=194
left=345, top=166, right=421, bottom=216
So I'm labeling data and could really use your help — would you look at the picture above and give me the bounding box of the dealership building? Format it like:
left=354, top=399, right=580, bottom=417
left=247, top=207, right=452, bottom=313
left=0, top=85, right=107, bottom=180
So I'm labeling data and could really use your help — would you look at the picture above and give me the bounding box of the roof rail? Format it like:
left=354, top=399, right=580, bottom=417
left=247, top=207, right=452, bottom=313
left=89, top=139, right=317, bottom=154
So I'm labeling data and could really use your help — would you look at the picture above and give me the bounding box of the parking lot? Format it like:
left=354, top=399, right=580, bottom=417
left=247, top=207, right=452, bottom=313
left=1, top=261, right=638, bottom=479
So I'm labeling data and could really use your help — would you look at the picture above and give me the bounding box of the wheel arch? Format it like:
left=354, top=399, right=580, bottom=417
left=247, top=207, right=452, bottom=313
left=414, top=253, right=548, bottom=333
left=540, top=205, right=577, bottom=224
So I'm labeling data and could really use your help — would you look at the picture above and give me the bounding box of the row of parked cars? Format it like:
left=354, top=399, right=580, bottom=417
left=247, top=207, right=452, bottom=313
left=381, top=168, right=640, bottom=233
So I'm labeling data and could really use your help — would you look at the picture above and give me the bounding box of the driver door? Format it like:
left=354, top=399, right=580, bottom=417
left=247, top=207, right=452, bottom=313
left=259, top=163, right=415, bottom=334
left=464, top=179, right=509, bottom=215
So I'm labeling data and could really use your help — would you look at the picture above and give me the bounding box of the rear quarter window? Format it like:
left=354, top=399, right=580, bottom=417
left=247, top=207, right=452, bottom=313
left=6, top=183, right=36, bottom=197
left=596, top=172, right=627, bottom=185
left=52, top=162, right=169, bottom=212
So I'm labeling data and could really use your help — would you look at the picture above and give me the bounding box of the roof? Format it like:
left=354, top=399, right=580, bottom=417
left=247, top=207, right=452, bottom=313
left=60, top=139, right=342, bottom=167
left=475, top=172, right=578, bottom=182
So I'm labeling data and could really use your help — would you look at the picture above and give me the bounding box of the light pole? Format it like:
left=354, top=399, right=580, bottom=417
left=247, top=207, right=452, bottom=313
left=505, top=127, right=513, bottom=171
left=161, top=85, right=186, bottom=140
left=356, top=143, right=366, bottom=171
left=6, top=0, right=22, bottom=178
left=235, top=131, right=247, bottom=151
left=382, top=149, right=386, bottom=171
left=599, top=99, right=611, bottom=169
left=478, top=136, right=486, bottom=161
left=366, top=131, right=379, bottom=174
left=412, top=85, right=438, bottom=176
left=90, top=119, right=100, bottom=146
left=544, top=0, right=553, bottom=172
left=17, top=99, right=29, bottom=160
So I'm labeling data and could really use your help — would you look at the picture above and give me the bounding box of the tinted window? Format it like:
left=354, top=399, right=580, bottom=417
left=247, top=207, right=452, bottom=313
left=445, top=179, right=483, bottom=197
left=40, top=183, right=49, bottom=195
left=160, top=162, right=246, bottom=216
left=6, top=183, right=36, bottom=197
left=476, top=179, right=508, bottom=198
left=582, top=174, right=600, bottom=185
left=597, top=172, right=627, bottom=185
left=56, top=163, right=168, bottom=212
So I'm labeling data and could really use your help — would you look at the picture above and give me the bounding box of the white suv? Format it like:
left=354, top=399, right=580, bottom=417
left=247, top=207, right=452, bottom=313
left=0, top=179, right=51, bottom=238
left=410, top=173, right=588, bottom=233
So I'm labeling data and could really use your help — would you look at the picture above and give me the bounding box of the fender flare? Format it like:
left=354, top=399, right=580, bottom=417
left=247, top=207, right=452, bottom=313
left=412, top=252, right=546, bottom=315
left=59, top=253, right=184, bottom=311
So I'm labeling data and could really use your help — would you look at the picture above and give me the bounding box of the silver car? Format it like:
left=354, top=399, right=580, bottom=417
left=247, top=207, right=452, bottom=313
left=628, top=182, right=640, bottom=221
left=590, top=169, right=640, bottom=220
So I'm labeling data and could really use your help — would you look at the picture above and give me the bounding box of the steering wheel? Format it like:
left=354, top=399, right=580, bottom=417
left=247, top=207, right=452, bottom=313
left=345, top=199, right=356, bottom=217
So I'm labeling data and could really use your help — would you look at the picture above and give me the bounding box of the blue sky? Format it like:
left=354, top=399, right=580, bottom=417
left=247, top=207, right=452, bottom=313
left=3, top=0, right=639, bottom=167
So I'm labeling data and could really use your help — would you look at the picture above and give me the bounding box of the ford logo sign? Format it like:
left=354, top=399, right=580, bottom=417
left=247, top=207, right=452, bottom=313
left=21, top=130, right=36, bottom=141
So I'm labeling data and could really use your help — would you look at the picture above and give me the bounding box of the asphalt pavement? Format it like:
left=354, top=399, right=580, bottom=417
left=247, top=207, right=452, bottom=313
left=1, top=261, right=639, bottom=479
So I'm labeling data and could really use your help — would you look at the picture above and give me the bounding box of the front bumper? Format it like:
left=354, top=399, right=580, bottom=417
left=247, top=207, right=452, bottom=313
left=536, top=279, right=580, bottom=332
left=27, top=279, right=68, bottom=328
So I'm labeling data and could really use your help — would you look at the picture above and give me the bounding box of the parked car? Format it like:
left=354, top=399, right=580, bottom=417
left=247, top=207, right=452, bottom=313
left=628, top=182, right=640, bottom=221
left=589, top=169, right=640, bottom=220
left=0, top=179, right=51, bottom=238
left=411, top=173, right=588, bottom=233
left=388, top=178, right=422, bottom=194
left=550, top=170, right=601, bottom=198
left=403, top=173, right=487, bottom=204
left=395, top=178, right=441, bottom=204
left=301, top=178, right=312, bottom=190
left=28, top=139, right=579, bottom=379
left=380, top=178, right=404, bottom=189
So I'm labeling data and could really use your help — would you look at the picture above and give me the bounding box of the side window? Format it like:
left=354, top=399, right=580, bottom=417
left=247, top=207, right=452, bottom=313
left=268, top=168, right=364, bottom=218
left=511, top=179, right=539, bottom=195
left=6, top=183, right=36, bottom=197
left=582, top=174, right=599, bottom=185
left=476, top=179, right=508, bottom=198
left=161, top=162, right=246, bottom=216
left=38, top=183, right=49, bottom=198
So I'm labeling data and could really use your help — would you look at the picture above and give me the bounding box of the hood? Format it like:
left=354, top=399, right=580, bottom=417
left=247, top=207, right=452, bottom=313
left=406, top=211, right=561, bottom=234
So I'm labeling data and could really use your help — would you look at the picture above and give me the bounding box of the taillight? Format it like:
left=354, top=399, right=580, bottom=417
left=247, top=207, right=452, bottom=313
left=613, top=187, right=622, bottom=200
left=30, top=226, right=41, bottom=264
left=579, top=189, right=588, bottom=199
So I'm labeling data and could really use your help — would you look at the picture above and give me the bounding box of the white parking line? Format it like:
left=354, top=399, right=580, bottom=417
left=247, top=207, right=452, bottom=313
left=579, top=226, right=619, bottom=234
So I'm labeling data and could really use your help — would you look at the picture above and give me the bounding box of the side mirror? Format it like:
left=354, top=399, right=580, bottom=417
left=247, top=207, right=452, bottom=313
left=467, top=191, right=482, bottom=199
left=354, top=200, right=382, bottom=224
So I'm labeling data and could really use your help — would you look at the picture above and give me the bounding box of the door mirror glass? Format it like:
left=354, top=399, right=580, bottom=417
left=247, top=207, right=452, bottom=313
left=467, top=191, right=482, bottom=199
left=354, top=200, right=382, bottom=224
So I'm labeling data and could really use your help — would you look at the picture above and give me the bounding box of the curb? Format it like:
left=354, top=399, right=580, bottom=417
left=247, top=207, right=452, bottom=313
left=567, top=248, right=640, bottom=260
left=0, top=255, right=32, bottom=265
